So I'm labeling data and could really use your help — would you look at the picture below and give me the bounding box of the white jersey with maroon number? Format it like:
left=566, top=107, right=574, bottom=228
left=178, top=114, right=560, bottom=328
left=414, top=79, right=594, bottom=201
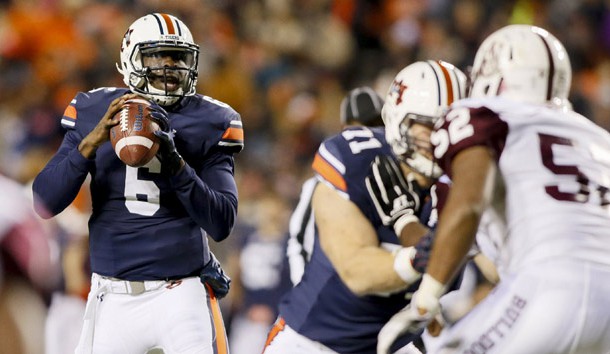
left=429, top=97, right=610, bottom=354
left=433, top=97, right=610, bottom=274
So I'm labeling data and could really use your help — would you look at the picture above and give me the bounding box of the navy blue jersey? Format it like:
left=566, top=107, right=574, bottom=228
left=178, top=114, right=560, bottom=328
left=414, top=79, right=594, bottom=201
left=33, top=88, right=243, bottom=281
left=278, top=126, right=420, bottom=353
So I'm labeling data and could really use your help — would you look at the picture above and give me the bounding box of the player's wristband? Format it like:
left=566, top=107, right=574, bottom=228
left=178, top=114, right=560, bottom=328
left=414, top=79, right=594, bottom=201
left=415, top=274, right=445, bottom=313
left=392, top=247, right=421, bottom=284
left=393, top=214, right=419, bottom=236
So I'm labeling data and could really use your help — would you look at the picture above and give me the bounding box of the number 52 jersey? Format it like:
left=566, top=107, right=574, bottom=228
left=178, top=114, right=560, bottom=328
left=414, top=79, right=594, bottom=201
left=432, top=97, right=610, bottom=274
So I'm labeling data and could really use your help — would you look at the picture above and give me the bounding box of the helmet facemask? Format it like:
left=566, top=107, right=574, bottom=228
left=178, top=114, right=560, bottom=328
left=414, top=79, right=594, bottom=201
left=383, top=60, right=466, bottom=180
left=391, top=112, right=443, bottom=180
left=117, top=14, right=200, bottom=107
left=129, top=43, right=199, bottom=106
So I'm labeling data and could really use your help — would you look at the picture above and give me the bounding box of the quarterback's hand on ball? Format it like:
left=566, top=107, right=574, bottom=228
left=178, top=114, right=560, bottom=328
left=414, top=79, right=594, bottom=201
left=366, top=155, right=422, bottom=236
left=200, top=252, right=231, bottom=299
left=79, top=94, right=139, bottom=158
left=148, top=102, right=170, bottom=132
left=147, top=101, right=183, bottom=174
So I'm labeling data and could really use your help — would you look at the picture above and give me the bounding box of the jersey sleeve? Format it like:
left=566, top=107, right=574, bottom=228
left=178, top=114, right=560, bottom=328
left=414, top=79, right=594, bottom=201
left=33, top=89, right=125, bottom=218
left=433, top=105, right=509, bottom=177
left=200, top=95, right=244, bottom=155
left=32, top=130, right=93, bottom=217
left=312, top=139, right=349, bottom=198
left=60, top=89, right=123, bottom=133
left=218, top=117, right=244, bottom=153
left=311, top=127, right=392, bottom=220
left=170, top=150, right=238, bottom=242
left=60, top=98, right=78, bottom=130
left=169, top=96, right=242, bottom=241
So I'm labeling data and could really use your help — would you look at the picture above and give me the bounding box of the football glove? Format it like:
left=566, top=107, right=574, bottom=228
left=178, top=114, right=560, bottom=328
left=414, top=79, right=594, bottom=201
left=154, top=129, right=184, bottom=175
left=366, top=155, right=423, bottom=236
left=200, top=252, right=231, bottom=300
left=412, top=230, right=434, bottom=273
left=148, top=102, right=170, bottom=132
left=147, top=102, right=184, bottom=175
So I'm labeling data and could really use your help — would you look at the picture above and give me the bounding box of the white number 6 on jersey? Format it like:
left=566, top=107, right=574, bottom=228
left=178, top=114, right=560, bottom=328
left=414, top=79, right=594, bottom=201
left=124, top=157, right=161, bottom=216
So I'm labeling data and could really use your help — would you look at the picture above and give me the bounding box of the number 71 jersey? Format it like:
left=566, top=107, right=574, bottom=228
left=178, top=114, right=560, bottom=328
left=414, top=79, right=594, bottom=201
left=312, top=126, right=395, bottom=228
left=432, top=97, right=610, bottom=273
left=278, top=126, right=419, bottom=353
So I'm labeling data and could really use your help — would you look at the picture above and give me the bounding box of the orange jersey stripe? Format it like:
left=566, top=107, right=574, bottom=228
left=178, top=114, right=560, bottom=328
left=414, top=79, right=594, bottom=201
left=221, top=127, right=244, bottom=141
left=437, top=60, right=454, bottom=105
left=63, top=105, right=77, bottom=120
left=312, top=153, right=347, bottom=192
left=205, top=284, right=228, bottom=354
left=263, top=317, right=286, bottom=351
left=160, top=13, right=176, bottom=34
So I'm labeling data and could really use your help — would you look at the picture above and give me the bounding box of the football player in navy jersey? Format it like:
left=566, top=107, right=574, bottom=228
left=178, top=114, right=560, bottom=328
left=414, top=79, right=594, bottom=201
left=32, top=13, right=242, bottom=354
left=262, top=61, right=465, bottom=354
left=286, top=86, right=385, bottom=286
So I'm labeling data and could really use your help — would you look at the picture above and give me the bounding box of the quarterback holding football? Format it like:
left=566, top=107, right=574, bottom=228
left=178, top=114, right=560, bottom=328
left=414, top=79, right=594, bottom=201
left=33, top=13, right=242, bottom=354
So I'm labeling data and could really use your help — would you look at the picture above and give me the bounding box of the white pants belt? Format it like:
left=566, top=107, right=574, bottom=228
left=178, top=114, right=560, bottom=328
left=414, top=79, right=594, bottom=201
left=100, top=276, right=168, bottom=295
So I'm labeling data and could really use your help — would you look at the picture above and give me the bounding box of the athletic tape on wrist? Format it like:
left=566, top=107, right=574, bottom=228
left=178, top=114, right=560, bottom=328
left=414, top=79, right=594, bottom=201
left=393, top=214, right=419, bottom=236
left=415, top=274, right=445, bottom=312
left=392, top=247, right=421, bottom=284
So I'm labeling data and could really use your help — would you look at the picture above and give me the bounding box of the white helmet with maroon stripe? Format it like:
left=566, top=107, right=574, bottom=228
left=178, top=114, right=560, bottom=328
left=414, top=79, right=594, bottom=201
left=117, top=13, right=199, bottom=106
left=470, top=24, right=572, bottom=109
left=383, top=60, right=467, bottom=179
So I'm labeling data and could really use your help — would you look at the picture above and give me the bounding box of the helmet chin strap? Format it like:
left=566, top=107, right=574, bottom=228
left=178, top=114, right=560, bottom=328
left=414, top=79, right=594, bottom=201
left=406, top=152, right=443, bottom=180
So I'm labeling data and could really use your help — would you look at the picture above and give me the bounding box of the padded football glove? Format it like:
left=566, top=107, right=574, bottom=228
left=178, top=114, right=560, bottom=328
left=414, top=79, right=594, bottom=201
left=148, top=102, right=170, bottom=132
left=154, top=129, right=184, bottom=175
left=148, top=102, right=183, bottom=175
left=200, top=252, right=231, bottom=299
left=365, top=155, right=423, bottom=236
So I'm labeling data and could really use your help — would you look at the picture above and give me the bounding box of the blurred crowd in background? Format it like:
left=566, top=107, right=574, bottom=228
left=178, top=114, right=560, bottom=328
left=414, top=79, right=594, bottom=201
left=0, top=0, right=609, bottom=353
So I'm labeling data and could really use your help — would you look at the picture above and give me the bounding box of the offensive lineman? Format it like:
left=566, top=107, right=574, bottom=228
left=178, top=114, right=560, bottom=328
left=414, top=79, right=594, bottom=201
left=32, top=13, right=242, bottom=354
left=263, top=61, right=465, bottom=354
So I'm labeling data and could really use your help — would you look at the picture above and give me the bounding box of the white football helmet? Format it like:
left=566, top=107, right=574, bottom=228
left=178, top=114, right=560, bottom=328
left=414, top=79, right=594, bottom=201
left=470, top=24, right=572, bottom=108
left=383, top=60, right=467, bottom=179
left=117, top=13, right=199, bottom=106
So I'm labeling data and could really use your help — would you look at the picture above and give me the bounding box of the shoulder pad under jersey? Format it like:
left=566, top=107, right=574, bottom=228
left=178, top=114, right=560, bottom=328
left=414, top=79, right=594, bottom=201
left=312, top=126, right=390, bottom=200
left=60, top=87, right=129, bottom=131
left=191, top=95, right=244, bottom=154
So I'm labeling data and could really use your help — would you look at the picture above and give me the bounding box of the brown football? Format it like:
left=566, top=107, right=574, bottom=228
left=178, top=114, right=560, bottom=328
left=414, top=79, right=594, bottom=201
left=109, top=98, right=160, bottom=167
